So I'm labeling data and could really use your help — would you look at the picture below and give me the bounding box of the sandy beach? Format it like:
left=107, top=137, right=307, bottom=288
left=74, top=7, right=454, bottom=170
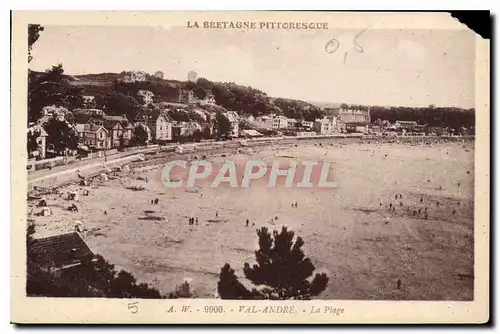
left=28, top=139, right=474, bottom=300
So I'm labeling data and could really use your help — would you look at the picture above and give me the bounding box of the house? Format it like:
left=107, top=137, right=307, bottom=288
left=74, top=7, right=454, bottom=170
left=287, top=118, right=298, bottom=130
left=137, top=90, right=155, bottom=106
left=255, top=115, right=273, bottom=130
left=339, top=108, right=371, bottom=124
left=297, top=131, right=317, bottom=137
left=153, top=112, right=173, bottom=142
left=82, top=95, right=96, bottom=108
left=395, top=121, right=418, bottom=130
left=135, top=111, right=173, bottom=143
left=103, top=116, right=126, bottom=148
left=370, top=125, right=382, bottom=134
left=272, top=115, right=288, bottom=129
left=413, top=124, right=428, bottom=134
left=27, top=125, right=48, bottom=159
left=75, top=124, right=109, bottom=149
left=124, top=71, right=147, bottom=82
left=338, top=108, right=371, bottom=133
left=200, top=93, right=216, bottom=106
left=314, top=116, right=337, bottom=135
left=154, top=70, right=164, bottom=79
left=225, top=111, right=240, bottom=138
left=178, top=89, right=198, bottom=105
left=122, top=123, right=135, bottom=145
left=301, top=121, right=314, bottom=130
left=29, top=232, right=96, bottom=272
left=73, top=108, right=105, bottom=117
left=102, top=114, right=134, bottom=145
left=73, top=109, right=106, bottom=127
left=41, top=105, right=69, bottom=118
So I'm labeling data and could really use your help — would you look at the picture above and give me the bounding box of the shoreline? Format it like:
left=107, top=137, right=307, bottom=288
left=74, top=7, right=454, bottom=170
left=27, top=135, right=474, bottom=192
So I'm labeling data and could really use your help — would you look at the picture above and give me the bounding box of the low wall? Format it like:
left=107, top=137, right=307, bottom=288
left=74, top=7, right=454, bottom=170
left=27, top=154, right=141, bottom=191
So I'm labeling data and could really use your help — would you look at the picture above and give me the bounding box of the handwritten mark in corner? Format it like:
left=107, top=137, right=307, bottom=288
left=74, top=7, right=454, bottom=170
left=325, top=25, right=372, bottom=65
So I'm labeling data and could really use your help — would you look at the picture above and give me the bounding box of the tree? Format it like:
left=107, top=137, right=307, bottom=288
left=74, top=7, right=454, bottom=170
left=193, top=86, right=208, bottom=100
left=104, top=92, right=141, bottom=121
left=44, top=117, right=79, bottom=154
left=119, top=133, right=125, bottom=149
left=193, top=129, right=203, bottom=142
left=133, top=125, right=149, bottom=146
left=28, top=24, right=44, bottom=63
left=201, top=124, right=212, bottom=139
left=27, top=63, right=83, bottom=123
left=217, top=226, right=329, bottom=300
left=214, top=111, right=231, bottom=139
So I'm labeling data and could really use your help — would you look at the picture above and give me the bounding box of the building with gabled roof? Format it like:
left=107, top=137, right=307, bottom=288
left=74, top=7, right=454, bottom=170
left=29, top=232, right=96, bottom=271
left=137, top=90, right=155, bottom=106
left=225, top=111, right=240, bottom=138
left=75, top=124, right=109, bottom=149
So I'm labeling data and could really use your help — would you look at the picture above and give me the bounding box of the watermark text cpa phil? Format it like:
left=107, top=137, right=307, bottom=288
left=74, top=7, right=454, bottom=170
left=161, top=159, right=338, bottom=189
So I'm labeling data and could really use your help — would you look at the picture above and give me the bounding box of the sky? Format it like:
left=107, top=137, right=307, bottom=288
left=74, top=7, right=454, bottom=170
left=29, top=25, right=476, bottom=108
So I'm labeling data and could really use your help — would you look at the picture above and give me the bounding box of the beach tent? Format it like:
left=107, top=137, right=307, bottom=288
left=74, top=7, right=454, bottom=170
left=67, top=191, right=79, bottom=201
left=41, top=208, right=52, bottom=216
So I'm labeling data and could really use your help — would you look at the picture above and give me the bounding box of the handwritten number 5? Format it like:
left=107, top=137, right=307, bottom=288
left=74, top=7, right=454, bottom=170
left=353, top=26, right=369, bottom=53
left=128, top=302, right=139, bottom=314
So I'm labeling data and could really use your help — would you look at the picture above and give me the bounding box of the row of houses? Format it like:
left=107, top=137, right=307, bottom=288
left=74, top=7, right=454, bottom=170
left=74, top=108, right=241, bottom=150
left=178, top=89, right=217, bottom=106
left=30, top=104, right=244, bottom=159
left=249, top=108, right=372, bottom=136
left=78, top=89, right=217, bottom=111
left=122, top=70, right=165, bottom=83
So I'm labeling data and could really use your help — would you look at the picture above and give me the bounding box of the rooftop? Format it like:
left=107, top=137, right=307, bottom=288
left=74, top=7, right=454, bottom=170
left=29, top=232, right=95, bottom=269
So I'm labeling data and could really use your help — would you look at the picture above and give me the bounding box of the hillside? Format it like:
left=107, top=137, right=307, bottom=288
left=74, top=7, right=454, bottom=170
left=28, top=66, right=475, bottom=130
left=61, top=70, right=326, bottom=120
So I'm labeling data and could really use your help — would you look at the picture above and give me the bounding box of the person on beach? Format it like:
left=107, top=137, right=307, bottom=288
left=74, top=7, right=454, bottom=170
left=246, top=219, right=249, bottom=227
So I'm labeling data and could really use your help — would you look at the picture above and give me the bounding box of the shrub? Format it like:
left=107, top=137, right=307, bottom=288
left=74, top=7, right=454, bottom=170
left=217, top=226, right=329, bottom=300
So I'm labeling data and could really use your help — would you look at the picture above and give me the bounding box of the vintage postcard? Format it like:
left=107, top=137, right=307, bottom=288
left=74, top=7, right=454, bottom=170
left=11, top=11, right=489, bottom=324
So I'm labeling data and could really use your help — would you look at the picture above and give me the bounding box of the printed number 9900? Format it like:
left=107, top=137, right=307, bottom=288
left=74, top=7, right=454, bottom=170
left=204, top=305, right=224, bottom=313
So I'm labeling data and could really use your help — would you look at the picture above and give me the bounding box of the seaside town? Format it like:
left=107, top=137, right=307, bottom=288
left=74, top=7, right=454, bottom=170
left=26, top=25, right=475, bottom=301
left=27, top=68, right=474, bottom=164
